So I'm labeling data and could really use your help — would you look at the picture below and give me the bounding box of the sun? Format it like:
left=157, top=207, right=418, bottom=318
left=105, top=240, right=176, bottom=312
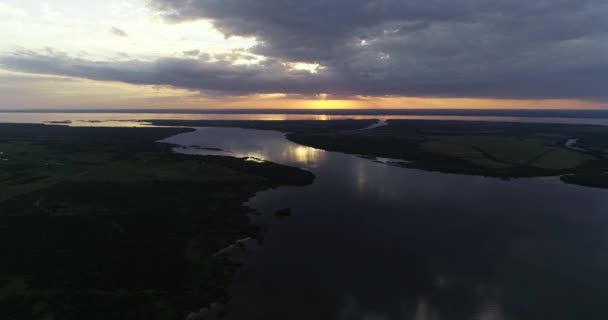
left=308, top=94, right=357, bottom=109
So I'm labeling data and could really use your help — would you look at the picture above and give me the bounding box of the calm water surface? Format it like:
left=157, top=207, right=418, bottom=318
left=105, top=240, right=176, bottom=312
left=164, top=127, right=608, bottom=320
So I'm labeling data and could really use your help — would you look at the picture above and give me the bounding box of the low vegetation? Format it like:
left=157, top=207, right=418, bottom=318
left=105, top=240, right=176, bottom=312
left=0, top=124, right=313, bottom=320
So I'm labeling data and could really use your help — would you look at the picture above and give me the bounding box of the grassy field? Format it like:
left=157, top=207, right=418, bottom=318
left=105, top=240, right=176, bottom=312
left=147, top=119, right=608, bottom=188
left=420, top=136, right=594, bottom=170
left=288, top=120, right=608, bottom=186
left=0, top=124, right=313, bottom=320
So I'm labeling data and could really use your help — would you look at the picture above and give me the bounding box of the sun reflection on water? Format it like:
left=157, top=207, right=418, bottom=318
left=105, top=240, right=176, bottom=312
left=284, top=145, right=325, bottom=167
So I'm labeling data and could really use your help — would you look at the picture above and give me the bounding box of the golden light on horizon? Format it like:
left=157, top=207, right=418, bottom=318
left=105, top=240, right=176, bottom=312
left=310, top=100, right=358, bottom=109
left=2, top=71, right=608, bottom=110
left=306, top=93, right=358, bottom=109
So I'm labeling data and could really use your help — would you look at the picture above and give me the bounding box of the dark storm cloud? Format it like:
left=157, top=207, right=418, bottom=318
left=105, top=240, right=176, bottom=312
left=150, top=0, right=608, bottom=61
left=148, top=0, right=608, bottom=99
left=0, top=51, right=332, bottom=96
left=2, top=0, right=608, bottom=99
left=110, top=27, right=129, bottom=37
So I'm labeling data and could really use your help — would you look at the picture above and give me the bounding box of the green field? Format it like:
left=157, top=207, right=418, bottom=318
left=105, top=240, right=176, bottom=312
left=421, top=136, right=594, bottom=170
left=0, top=124, right=313, bottom=320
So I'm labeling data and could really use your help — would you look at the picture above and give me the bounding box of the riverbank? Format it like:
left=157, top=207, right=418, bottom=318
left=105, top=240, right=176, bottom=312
left=148, top=119, right=608, bottom=189
left=0, top=123, right=313, bottom=320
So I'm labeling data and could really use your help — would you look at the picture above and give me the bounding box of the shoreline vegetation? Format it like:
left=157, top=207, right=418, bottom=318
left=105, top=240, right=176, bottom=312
left=148, top=119, right=608, bottom=189
left=4, top=119, right=608, bottom=319
left=0, top=123, right=313, bottom=320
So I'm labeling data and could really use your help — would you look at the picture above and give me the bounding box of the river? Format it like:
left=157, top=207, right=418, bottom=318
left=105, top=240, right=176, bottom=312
left=163, top=127, right=608, bottom=320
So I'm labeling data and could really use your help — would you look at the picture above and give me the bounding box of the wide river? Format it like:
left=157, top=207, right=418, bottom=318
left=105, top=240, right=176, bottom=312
left=163, top=127, right=608, bottom=320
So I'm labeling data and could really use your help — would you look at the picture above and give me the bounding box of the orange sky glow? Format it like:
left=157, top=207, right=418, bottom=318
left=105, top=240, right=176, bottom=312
left=1, top=73, right=606, bottom=110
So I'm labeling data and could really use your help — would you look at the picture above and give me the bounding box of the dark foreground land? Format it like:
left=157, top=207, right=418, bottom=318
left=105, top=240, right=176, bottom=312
left=150, top=119, right=608, bottom=188
left=0, top=124, right=313, bottom=320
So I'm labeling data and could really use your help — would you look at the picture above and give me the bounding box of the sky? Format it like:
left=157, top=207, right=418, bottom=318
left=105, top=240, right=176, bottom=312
left=0, top=0, right=607, bottom=110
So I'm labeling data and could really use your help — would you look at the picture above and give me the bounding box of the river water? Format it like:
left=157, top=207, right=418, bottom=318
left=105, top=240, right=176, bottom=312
left=163, top=127, right=608, bottom=320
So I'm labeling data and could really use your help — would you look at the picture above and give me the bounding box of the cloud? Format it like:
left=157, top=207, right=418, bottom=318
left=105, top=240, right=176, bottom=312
left=2, top=1, right=608, bottom=100
left=0, top=50, right=332, bottom=96
left=0, top=3, right=26, bottom=17
left=146, top=0, right=608, bottom=100
left=182, top=49, right=201, bottom=57
left=110, top=26, right=128, bottom=37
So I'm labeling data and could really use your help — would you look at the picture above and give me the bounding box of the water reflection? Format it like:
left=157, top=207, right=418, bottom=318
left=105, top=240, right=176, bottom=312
left=162, top=127, right=326, bottom=168
left=285, top=145, right=325, bottom=168
left=163, top=127, right=608, bottom=320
